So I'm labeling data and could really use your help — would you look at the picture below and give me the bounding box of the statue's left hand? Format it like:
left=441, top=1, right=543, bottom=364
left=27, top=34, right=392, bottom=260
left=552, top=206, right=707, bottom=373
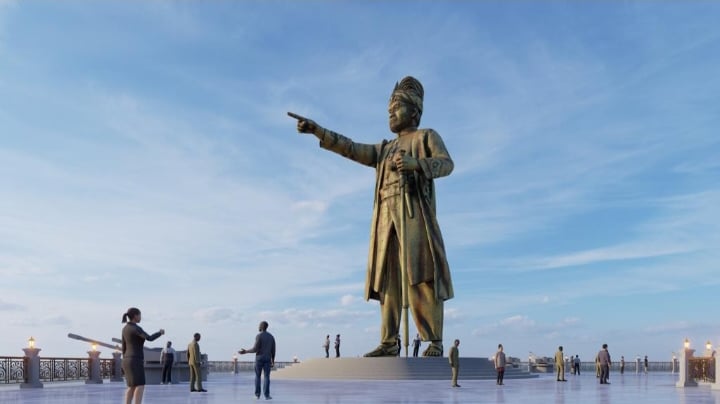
left=393, top=151, right=419, bottom=172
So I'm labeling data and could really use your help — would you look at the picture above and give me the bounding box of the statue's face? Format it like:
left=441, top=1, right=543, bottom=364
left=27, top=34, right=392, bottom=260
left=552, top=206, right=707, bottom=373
left=388, top=96, right=415, bottom=133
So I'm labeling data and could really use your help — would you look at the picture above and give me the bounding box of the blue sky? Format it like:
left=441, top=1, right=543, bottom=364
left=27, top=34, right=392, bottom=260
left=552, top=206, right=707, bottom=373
left=1, top=1, right=719, bottom=362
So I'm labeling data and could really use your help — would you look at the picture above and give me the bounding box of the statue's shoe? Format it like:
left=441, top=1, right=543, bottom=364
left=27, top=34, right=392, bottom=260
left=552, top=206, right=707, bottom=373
left=422, top=342, right=443, bottom=357
left=363, top=344, right=400, bottom=357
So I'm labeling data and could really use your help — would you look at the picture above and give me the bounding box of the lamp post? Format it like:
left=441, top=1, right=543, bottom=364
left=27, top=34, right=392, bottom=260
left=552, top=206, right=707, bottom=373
left=20, top=337, right=43, bottom=389
left=111, top=348, right=123, bottom=382
left=713, top=340, right=720, bottom=390
left=86, top=343, right=103, bottom=384
left=232, top=355, right=238, bottom=375
left=677, top=338, right=697, bottom=387
left=671, top=352, right=677, bottom=374
left=528, top=352, right=533, bottom=373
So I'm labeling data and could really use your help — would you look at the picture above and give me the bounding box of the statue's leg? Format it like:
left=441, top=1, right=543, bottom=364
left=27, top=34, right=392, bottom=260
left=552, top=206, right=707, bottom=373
left=409, top=281, right=443, bottom=341
left=365, top=227, right=401, bottom=357
left=409, top=281, right=444, bottom=356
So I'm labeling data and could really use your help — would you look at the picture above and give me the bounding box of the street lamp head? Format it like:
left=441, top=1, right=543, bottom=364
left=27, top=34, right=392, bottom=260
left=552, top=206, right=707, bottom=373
left=28, top=337, right=35, bottom=349
left=684, top=338, right=690, bottom=349
left=706, top=341, right=712, bottom=351
left=91, top=343, right=98, bottom=352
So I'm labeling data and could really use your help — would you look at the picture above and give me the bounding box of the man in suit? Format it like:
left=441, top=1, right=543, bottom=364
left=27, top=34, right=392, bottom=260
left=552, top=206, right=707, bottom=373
left=412, top=334, right=422, bottom=357
left=448, top=339, right=460, bottom=387
left=240, top=321, right=276, bottom=400
left=598, top=344, right=612, bottom=384
left=555, top=346, right=567, bottom=381
left=188, top=333, right=206, bottom=392
left=335, top=334, right=341, bottom=358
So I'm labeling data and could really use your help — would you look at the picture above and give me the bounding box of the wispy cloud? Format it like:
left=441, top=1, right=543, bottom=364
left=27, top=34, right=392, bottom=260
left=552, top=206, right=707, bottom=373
left=472, top=315, right=579, bottom=339
left=0, top=299, right=24, bottom=311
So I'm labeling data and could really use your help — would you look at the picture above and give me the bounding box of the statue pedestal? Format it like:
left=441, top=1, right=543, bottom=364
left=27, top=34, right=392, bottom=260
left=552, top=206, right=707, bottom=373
left=20, top=348, right=43, bottom=389
left=676, top=349, right=697, bottom=387
left=274, top=357, right=538, bottom=381
left=86, top=351, right=103, bottom=384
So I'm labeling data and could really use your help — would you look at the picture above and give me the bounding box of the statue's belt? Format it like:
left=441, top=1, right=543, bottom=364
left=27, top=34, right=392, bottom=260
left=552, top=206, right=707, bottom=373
left=379, top=181, right=416, bottom=201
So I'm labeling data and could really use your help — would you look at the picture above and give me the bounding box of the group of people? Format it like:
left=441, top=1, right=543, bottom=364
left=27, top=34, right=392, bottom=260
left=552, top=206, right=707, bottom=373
left=322, top=334, right=341, bottom=358
left=157, top=334, right=204, bottom=392
left=614, top=354, right=650, bottom=375
left=555, top=344, right=613, bottom=384
left=448, top=340, right=507, bottom=388
left=120, top=307, right=276, bottom=404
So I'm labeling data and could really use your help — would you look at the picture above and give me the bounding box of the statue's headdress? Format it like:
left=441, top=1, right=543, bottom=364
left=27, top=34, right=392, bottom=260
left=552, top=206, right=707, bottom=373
left=391, top=76, right=424, bottom=117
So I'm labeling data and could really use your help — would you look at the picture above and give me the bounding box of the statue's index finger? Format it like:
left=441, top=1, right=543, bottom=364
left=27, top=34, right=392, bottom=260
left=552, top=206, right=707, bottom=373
left=287, top=111, right=307, bottom=121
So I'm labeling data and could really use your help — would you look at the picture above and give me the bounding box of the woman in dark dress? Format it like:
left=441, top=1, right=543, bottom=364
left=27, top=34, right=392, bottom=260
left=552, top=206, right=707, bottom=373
left=121, top=307, right=164, bottom=404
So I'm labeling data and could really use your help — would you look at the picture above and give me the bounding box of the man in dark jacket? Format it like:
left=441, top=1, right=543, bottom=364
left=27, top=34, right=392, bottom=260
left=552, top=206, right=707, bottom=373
left=240, top=321, right=276, bottom=400
left=598, top=344, right=612, bottom=384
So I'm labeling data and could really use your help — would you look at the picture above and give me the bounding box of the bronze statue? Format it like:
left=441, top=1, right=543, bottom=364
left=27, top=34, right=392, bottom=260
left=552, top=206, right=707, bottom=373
left=289, top=76, right=454, bottom=357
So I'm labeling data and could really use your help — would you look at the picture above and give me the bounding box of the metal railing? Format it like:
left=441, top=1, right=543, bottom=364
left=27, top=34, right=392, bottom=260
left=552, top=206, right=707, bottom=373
left=689, top=357, right=715, bottom=383
left=0, top=356, right=116, bottom=384
left=207, top=361, right=295, bottom=373
left=0, top=357, right=25, bottom=384
left=527, top=361, right=678, bottom=373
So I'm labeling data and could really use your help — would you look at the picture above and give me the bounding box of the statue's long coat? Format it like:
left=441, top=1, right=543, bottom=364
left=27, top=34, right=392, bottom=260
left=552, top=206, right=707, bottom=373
left=319, top=128, right=454, bottom=302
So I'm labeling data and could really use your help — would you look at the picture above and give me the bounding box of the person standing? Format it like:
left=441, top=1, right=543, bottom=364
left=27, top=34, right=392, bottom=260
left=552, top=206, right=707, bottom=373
left=335, top=334, right=341, bottom=358
left=240, top=321, right=276, bottom=400
left=188, top=333, right=206, bottom=392
left=292, top=76, right=455, bottom=358
left=555, top=346, right=567, bottom=382
left=598, top=344, right=611, bottom=384
left=412, top=334, right=422, bottom=358
left=448, top=339, right=460, bottom=387
left=323, top=335, right=330, bottom=358
left=644, top=355, right=649, bottom=374
left=159, top=341, right=177, bottom=385
left=620, top=356, right=625, bottom=374
left=573, top=355, right=581, bottom=375
left=396, top=335, right=402, bottom=356
left=494, top=344, right=506, bottom=385
left=121, top=307, right=164, bottom=404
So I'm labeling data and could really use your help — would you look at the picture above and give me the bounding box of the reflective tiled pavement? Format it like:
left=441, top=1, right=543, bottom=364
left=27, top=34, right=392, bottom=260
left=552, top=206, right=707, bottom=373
left=1, top=372, right=719, bottom=403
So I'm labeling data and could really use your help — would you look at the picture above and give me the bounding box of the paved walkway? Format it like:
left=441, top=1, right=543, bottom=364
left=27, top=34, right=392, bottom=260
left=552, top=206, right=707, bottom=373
left=1, top=372, right=719, bottom=403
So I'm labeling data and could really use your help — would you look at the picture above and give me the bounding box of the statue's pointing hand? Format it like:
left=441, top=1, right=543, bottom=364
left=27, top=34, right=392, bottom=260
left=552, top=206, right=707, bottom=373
left=287, top=111, right=319, bottom=135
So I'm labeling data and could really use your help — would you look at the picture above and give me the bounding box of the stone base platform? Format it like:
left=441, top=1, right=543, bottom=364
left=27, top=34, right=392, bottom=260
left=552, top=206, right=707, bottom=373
left=274, top=357, right=538, bottom=380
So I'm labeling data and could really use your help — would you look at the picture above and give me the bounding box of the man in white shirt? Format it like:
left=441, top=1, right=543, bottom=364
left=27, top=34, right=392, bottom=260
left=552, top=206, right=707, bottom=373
left=159, top=341, right=177, bottom=385
left=323, top=335, right=330, bottom=358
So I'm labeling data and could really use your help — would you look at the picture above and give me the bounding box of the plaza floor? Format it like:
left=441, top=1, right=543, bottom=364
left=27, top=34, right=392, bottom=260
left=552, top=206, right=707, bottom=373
left=1, top=372, right=719, bottom=403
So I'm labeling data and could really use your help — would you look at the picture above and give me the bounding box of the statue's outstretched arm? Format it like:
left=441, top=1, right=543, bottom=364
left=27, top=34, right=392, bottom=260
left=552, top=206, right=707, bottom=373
left=288, top=111, right=379, bottom=167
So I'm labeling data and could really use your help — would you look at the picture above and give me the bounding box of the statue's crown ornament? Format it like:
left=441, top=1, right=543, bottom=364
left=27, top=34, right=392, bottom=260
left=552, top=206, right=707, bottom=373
left=392, top=76, right=424, bottom=115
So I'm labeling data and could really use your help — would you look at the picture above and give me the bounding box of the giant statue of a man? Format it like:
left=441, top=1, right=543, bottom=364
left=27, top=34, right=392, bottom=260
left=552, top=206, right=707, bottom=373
left=291, top=77, right=453, bottom=357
